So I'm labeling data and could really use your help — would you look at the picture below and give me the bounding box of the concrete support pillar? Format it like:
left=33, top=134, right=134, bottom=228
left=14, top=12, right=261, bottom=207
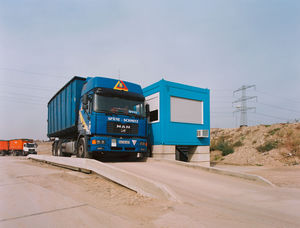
left=151, top=145, right=175, bottom=160
left=188, top=146, right=210, bottom=167
left=151, top=145, right=210, bottom=167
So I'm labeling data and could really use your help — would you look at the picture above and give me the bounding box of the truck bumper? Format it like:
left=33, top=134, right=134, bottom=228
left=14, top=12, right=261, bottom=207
left=89, top=136, right=147, bottom=154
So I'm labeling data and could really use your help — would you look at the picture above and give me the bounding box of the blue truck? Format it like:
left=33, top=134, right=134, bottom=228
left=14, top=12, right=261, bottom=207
left=48, top=76, right=149, bottom=159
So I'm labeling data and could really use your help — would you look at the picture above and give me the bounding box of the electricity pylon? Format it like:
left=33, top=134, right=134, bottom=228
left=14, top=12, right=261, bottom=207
left=233, top=85, right=257, bottom=127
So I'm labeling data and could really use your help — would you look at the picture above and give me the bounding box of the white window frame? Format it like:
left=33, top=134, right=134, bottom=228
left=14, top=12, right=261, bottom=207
left=145, top=92, right=160, bottom=123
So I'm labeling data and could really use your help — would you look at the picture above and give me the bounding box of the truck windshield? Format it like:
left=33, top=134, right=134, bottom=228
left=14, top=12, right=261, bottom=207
left=25, top=143, right=36, bottom=148
left=93, top=95, right=146, bottom=117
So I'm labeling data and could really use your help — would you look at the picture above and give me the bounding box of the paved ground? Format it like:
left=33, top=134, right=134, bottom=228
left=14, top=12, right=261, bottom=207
left=0, top=157, right=169, bottom=227
left=109, top=160, right=300, bottom=227
left=214, top=164, right=300, bottom=188
left=2, top=156, right=300, bottom=227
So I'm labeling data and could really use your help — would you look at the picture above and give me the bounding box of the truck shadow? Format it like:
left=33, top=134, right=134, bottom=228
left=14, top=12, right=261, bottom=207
left=93, top=155, right=148, bottom=163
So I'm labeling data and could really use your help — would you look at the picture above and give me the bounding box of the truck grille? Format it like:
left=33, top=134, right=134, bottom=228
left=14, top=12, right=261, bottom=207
left=107, top=122, right=138, bottom=135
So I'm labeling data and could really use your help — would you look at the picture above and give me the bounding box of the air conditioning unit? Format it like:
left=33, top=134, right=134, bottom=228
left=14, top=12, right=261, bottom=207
left=197, top=129, right=209, bottom=138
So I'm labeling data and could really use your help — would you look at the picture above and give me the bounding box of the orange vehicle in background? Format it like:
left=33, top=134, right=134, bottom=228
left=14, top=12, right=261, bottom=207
left=0, top=140, right=9, bottom=156
left=9, top=139, right=37, bottom=156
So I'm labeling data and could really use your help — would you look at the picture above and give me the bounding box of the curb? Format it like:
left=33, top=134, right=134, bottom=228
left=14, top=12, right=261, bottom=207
left=151, top=158, right=275, bottom=187
left=27, top=155, right=178, bottom=201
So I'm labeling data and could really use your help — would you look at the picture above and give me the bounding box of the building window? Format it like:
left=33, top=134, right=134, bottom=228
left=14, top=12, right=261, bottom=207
left=145, top=92, right=160, bottom=123
left=150, top=110, right=158, bottom=122
left=170, top=96, right=203, bottom=124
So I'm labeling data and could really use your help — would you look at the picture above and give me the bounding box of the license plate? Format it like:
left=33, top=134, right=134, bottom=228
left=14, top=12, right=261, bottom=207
left=118, top=140, right=130, bottom=145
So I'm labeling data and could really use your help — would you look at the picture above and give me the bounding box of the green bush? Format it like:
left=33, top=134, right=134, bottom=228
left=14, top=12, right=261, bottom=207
left=268, top=128, right=281, bottom=136
left=256, top=140, right=278, bottom=152
left=233, top=140, right=243, bottom=147
left=211, top=137, right=234, bottom=156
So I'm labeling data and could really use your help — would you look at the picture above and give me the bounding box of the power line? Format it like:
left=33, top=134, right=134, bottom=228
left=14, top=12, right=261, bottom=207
left=0, top=67, right=68, bottom=79
left=0, top=82, right=57, bottom=92
left=0, top=96, right=45, bottom=106
left=257, top=101, right=300, bottom=114
left=252, top=112, right=288, bottom=121
left=0, top=91, right=49, bottom=100
left=256, top=90, right=300, bottom=104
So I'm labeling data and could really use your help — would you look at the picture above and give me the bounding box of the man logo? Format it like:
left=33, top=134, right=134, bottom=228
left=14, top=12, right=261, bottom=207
left=114, top=80, right=128, bottom=91
left=132, top=140, right=137, bottom=145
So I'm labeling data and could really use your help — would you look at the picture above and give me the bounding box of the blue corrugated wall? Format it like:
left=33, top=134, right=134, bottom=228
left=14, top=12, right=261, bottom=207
left=143, top=79, right=210, bottom=146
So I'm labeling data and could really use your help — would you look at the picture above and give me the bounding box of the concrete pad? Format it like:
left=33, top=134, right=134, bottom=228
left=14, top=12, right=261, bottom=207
left=151, top=158, right=275, bottom=187
left=151, top=153, right=175, bottom=160
left=0, top=160, right=62, bottom=179
left=189, top=161, right=210, bottom=167
left=0, top=182, right=83, bottom=221
left=27, top=155, right=178, bottom=201
left=1, top=205, right=134, bottom=228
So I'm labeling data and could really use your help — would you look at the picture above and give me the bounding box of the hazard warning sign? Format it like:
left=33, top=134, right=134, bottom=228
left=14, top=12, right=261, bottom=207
left=114, top=80, right=128, bottom=91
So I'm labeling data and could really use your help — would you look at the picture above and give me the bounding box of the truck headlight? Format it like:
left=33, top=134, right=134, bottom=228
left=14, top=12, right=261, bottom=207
left=92, top=140, right=106, bottom=144
left=139, top=141, right=147, bottom=147
left=97, top=140, right=106, bottom=144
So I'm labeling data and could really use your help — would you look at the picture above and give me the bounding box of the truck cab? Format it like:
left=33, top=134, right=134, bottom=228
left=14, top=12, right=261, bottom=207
left=77, top=77, right=148, bottom=159
left=23, top=142, right=37, bottom=155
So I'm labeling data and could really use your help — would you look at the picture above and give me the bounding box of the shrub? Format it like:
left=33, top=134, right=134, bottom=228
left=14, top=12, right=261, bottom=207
left=268, top=128, right=280, bottom=136
left=233, top=140, right=243, bottom=147
left=284, top=132, right=300, bottom=157
left=211, top=137, right=234, bottom=156
left=256, top=140, right=278, bottom=152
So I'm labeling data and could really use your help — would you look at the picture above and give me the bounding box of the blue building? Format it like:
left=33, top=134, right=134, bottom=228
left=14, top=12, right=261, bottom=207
left=143, top=79, right=210, bottom=165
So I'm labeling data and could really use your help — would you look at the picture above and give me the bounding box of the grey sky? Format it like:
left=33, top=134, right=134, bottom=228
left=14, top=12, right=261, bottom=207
left=0, top=0, right=299, bottom=140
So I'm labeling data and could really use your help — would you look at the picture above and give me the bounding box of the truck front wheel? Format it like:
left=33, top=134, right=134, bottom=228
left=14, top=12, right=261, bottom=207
left=77, top=138, right=92, bottom=159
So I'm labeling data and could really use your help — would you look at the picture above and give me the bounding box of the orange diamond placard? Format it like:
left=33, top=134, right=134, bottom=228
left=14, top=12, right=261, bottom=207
left=114, top=80, right=128, bottom=91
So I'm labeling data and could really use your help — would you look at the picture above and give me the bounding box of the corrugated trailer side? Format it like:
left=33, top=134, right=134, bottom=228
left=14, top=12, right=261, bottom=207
left=9, top=139, right=32, bottom=151
left=47, top=76, right=86, bottom=138
left=0, top=140, right=9, bottom=151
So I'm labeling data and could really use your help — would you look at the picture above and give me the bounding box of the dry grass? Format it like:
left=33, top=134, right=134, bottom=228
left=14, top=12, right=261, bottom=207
left=284, top=132, right=300, bottom=158
left=210, top=123, right=300, bottom=166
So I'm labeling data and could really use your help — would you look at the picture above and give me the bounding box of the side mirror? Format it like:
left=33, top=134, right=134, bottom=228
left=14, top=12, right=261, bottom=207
left=82, top=94, right=88, bottom=110
left=145, top=104, right=150, bottom=117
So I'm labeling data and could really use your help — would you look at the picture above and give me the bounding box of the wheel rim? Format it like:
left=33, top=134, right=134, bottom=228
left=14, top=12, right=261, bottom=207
left=78, top=143, right=84, bottom=158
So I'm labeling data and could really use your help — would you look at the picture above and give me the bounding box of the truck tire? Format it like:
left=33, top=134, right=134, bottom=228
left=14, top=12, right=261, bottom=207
left=57, top=141, right=63, bottom=157
left=77, top=138, right=92, bottom=159
left=52, top=141, right=58, bottom=156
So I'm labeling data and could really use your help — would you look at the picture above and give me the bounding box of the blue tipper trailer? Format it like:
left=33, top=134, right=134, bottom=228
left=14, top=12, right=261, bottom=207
left=48, top=76, right=148, bottom=159
left=143, top=79, right=210, bottom=165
